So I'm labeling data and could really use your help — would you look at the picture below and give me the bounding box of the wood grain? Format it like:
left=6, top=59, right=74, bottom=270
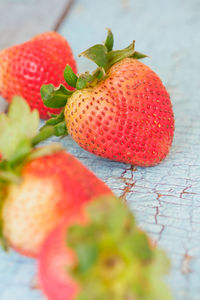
left=0, top=0, right=73, bottom=113
left=58, top=1, right=200, bottom=299
left=1, top=1, right=200, bottom=300
left=0, top=0, right=69, bottom=49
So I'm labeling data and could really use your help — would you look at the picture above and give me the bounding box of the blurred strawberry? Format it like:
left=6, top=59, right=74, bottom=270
left=38, top=196, right=173, bottom=300
left=0, top=32, right=77, bottom=118
left=0, top=97, right=112, bottom=256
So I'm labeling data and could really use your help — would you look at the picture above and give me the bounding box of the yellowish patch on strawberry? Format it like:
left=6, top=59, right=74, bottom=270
left=2, top=175, right=62, bottom=256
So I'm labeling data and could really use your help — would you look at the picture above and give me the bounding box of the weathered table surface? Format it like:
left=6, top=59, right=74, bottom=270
left=0, top=0, right=200, bottom=299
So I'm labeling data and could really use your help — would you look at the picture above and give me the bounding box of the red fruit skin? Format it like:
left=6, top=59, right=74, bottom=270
left=38, top=220, right=82, bottom=300
left=2, top=151, right=112, bottom=257
left=65, top=58, right=174, bottom=167
left=0, top=32, right=77, bottom=119
left=24, top=151, right=112, bottom=211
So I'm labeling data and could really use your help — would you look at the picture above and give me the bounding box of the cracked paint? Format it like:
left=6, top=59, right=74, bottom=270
left=1, top=0, right=200, bottom=299
left=119, top=165, right=136, bottom=201
left=181, top=253, right=193, bottom=275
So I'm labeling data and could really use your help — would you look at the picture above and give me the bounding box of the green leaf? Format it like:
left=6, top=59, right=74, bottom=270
left=149, top=277, right=173, bottom=300
left=9, top=138, right=32, bottom=165
left=0, top=185, right=8, bottom=251
left=66, top=196, right=172, bottom=300
left=0, top=224, right=8, bottom=251
left=76, top=77, right=87, bottom=90
left=0, top=171, right=21, bottom=184
left=86, top=196, right=122, bottom=225
left=87, top=196, right=134, bottom=239
left=68, top=224, right=97, bottom=248
left=131, top=51, right=148, bottom=59
left=96, top=69, right=106, bottom=80
left=0, top=97, right=39, bottom=161
left=76, top=295, right=88, bottom=300
left=107, top=41, right=136, bottom=68
left=151, top=249, right=171, bottom=275
left=91, top=68, right=106, bottom=81
left=40, top=84, right=72, bottom=108
left=75, top=243, right=99, bottom=273
left=45, top=110, right=65, bottom=126
left=104, top=28, right=114, bottom=52
left=37, top=113, right=67, bottom=140
left=81, top=72, right=93, bottom=82
left=78, top=35, right=146, bottom=73
left=75, top=70, right=106, bottom=89
left=79, top=44, right=108, bottom=69
left=106, top=201, right=133, bottom=235
left=64, top=65, right=78, bottom=88
left=131, top=231, right=153, bottom=261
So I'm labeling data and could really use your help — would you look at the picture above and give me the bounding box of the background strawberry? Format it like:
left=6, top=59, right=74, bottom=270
left=0, top=32, right=77, bottom=119
left=41, top=29, right=174, bottom=166
left=38, top=196, right=173, bottom=300
left=0, top=97, right=112, bottom=257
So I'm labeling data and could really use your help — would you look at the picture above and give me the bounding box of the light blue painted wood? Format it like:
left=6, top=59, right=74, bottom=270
left=0, top=0, right=67, bottom=48
left=0, top=0, right=200, bottom=299
left=58, top=1, right=200, bottom=299
left=0, top=0, right=69, bottom=113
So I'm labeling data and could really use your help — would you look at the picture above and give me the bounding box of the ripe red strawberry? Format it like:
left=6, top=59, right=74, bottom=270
left=41, top=29, right=174, bottom=166
left=0, top=97, right=112, bottom=257
left=38, top=196, right=173, bottom=300
left=0, top=32, right=77, bottom=119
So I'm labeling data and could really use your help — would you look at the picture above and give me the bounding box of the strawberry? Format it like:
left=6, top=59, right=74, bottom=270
left=41, top=29, right=174, bottom=166
left=0, top=97, right=112, bottom=257
left=38, top=196, right=173, bottom=300
left=0, top=32, right=77, bottom=119
left=38, top=219, right=81, bottom=300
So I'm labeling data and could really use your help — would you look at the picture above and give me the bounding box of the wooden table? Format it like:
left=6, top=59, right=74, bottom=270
left=0, top=0, right=200, bottom=299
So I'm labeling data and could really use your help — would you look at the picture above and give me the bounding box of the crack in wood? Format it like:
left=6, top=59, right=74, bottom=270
left=119, top=165, right=136, bottom=202
left=153, top=191, right=165, bottom=241
left=53, top=0, right=75, bottom=32
left=180, top=185, right=192, bottom=199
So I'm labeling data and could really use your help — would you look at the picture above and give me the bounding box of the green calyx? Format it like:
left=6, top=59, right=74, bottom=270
left=0, top=97, right=62, bottom=181
left=78, top=28, right=147, bottom=72
left=40, top=29, right=147, bottom=135
left=67, top=196, right=173, bottom=300
left=0, top=97, right=63, bottom=249
left=0, top=184, right=8, bottom=250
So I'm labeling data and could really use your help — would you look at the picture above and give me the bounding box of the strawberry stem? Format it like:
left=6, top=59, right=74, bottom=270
left=31, top=126, right=56, bottom=146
